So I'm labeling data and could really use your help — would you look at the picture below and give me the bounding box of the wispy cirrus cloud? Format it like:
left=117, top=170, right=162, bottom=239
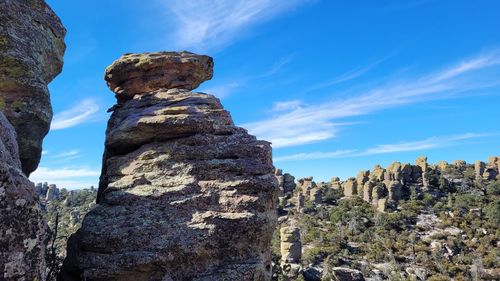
left=166, top=0, right=310, bottom=50
left=51, top=99, right=100, bottom=130
left=272, top=100, right=303, bottom=112
left=49, top=150, right=82, bottom=163
left=301, top=58, right=387, bottom=95
left=274, top=133, right=489, bottom=162
left=53, top=150, right=80, bottom=158
left=244, top=50, right=500, bottom=148
left=29, top=167, right=100, bottom=189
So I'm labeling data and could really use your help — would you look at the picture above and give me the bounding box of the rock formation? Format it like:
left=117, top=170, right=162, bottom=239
left=0, top=0, right=66, bottom=175
left=0, top=0, right=65, bottom=278
left=342, top=177, right=358, bottom=197
left=331, top=177, right=341, bottom=189
left=280, top=221, right=302, bottom=281
left=0, top=112, right=47, bottom=280
left=60, top=51, right=278, bottom=280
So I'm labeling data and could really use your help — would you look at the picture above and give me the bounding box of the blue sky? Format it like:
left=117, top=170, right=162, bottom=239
left=31, top=0, right=500, bottom=189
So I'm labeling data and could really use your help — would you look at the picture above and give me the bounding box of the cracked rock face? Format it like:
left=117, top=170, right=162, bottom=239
left=60, top=52, right=278, bottom=281
left=0, top=112, right=47, bottom=280
left=0, top=0, right=66, bottom=175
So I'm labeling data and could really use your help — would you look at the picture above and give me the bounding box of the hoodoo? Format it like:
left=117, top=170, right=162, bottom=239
left=59, top=51, right=278, bottom=280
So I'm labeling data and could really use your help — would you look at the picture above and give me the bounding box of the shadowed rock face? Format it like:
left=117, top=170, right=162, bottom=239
left=0, top=112, right=47, bottom=280
left=60, top=52, right=278, bottom=281
left=0, top=0, right=66, bottom=175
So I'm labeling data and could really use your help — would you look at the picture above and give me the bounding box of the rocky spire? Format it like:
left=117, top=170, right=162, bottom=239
left=60, top=51, right=278, bottom=280
left=1, top=0, right=65, bottom=278
left=0, top=0, right=66, bottom=175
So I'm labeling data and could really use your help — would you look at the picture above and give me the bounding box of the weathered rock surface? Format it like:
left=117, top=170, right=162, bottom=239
left=105, top=51, right=213, bottom=100
left=342, top=178, right=357, bottom=197
left=0, top=112, right=47, bottom=280
left=60, top=52, right=278, bottom=280
left=280, top=220, right=302, bottom=281
left=0, top=0, right=66, bottom=175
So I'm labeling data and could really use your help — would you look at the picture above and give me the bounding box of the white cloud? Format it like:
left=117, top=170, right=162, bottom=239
left=301, top=59, right=385, bottom=94
left=49, top=150, right=82, bottom=162
left=272, top=100, right=302, bottom=112
left=41, top=150, right=49, bottom=155
left=51, top=99, right=100, bottom=130
left=30, top=167, right=100, bottom=190
left=274, top=149, right=357, bottom=162
left=243, top=51, right=500, bottom=148
left=274, top=133, right=489, bottom=162
left=53, top=150, right=80, bottom=158
left=166, top=0, right=309, bottom=50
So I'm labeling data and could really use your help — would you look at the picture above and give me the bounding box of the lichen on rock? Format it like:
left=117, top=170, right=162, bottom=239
left=0, top=0, right=66, bottom=175
left=0, top=112, right=47, bottom=280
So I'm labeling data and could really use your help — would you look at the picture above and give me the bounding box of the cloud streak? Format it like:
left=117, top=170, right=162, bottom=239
left=166, top=0, right=309, bottom=50
left=51, top=99, right=100, bottom=130
left=274, top=133, right=489, bottom=162
left=243, top=50, right=500, bottom=148
left=30, top=167, right=100, bottom=189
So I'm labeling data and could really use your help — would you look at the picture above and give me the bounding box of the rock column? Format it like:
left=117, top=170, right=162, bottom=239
left=59, top=52, right=278, bottom=280
left=0, top=0, right=66, bottom=175
left=1, top=0, right=65, bottom=278
left=280, top=221, right=302, bottom=280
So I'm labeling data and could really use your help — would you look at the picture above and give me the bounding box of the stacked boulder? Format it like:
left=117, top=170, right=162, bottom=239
left=59, top=52, right=278, bottom=280
left=298, top=177, right=322, bottom=204
left=276, top=169, right=296, bottom=210
left=1, top=0, right=65, bottom=278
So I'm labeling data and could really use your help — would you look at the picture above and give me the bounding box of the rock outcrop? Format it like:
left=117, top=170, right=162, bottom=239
left=60, top=51, right=278, bottom=280
left=0, top=0, right=66, bottom=175
left=280, top=221, right=302, bottom=281
left=0, top=112, right=47, bottom=280
left=0, top=0, right=65, bottom=278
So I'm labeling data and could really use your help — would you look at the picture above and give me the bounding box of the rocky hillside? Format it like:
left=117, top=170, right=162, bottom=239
left=274, top=157, right=500, bottom=281
left=34, top=183, right=97, bottom=259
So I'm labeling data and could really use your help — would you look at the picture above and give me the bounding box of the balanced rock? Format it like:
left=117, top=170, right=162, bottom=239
left=60, top=52, right=278, bottom=281
left=331, top=177, right=341, bottom=189
left=0, top=0, right=66, bottom=175
left=0, top=112, right=47, bottom=280
left=105, top=51, right=213, bottom=100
